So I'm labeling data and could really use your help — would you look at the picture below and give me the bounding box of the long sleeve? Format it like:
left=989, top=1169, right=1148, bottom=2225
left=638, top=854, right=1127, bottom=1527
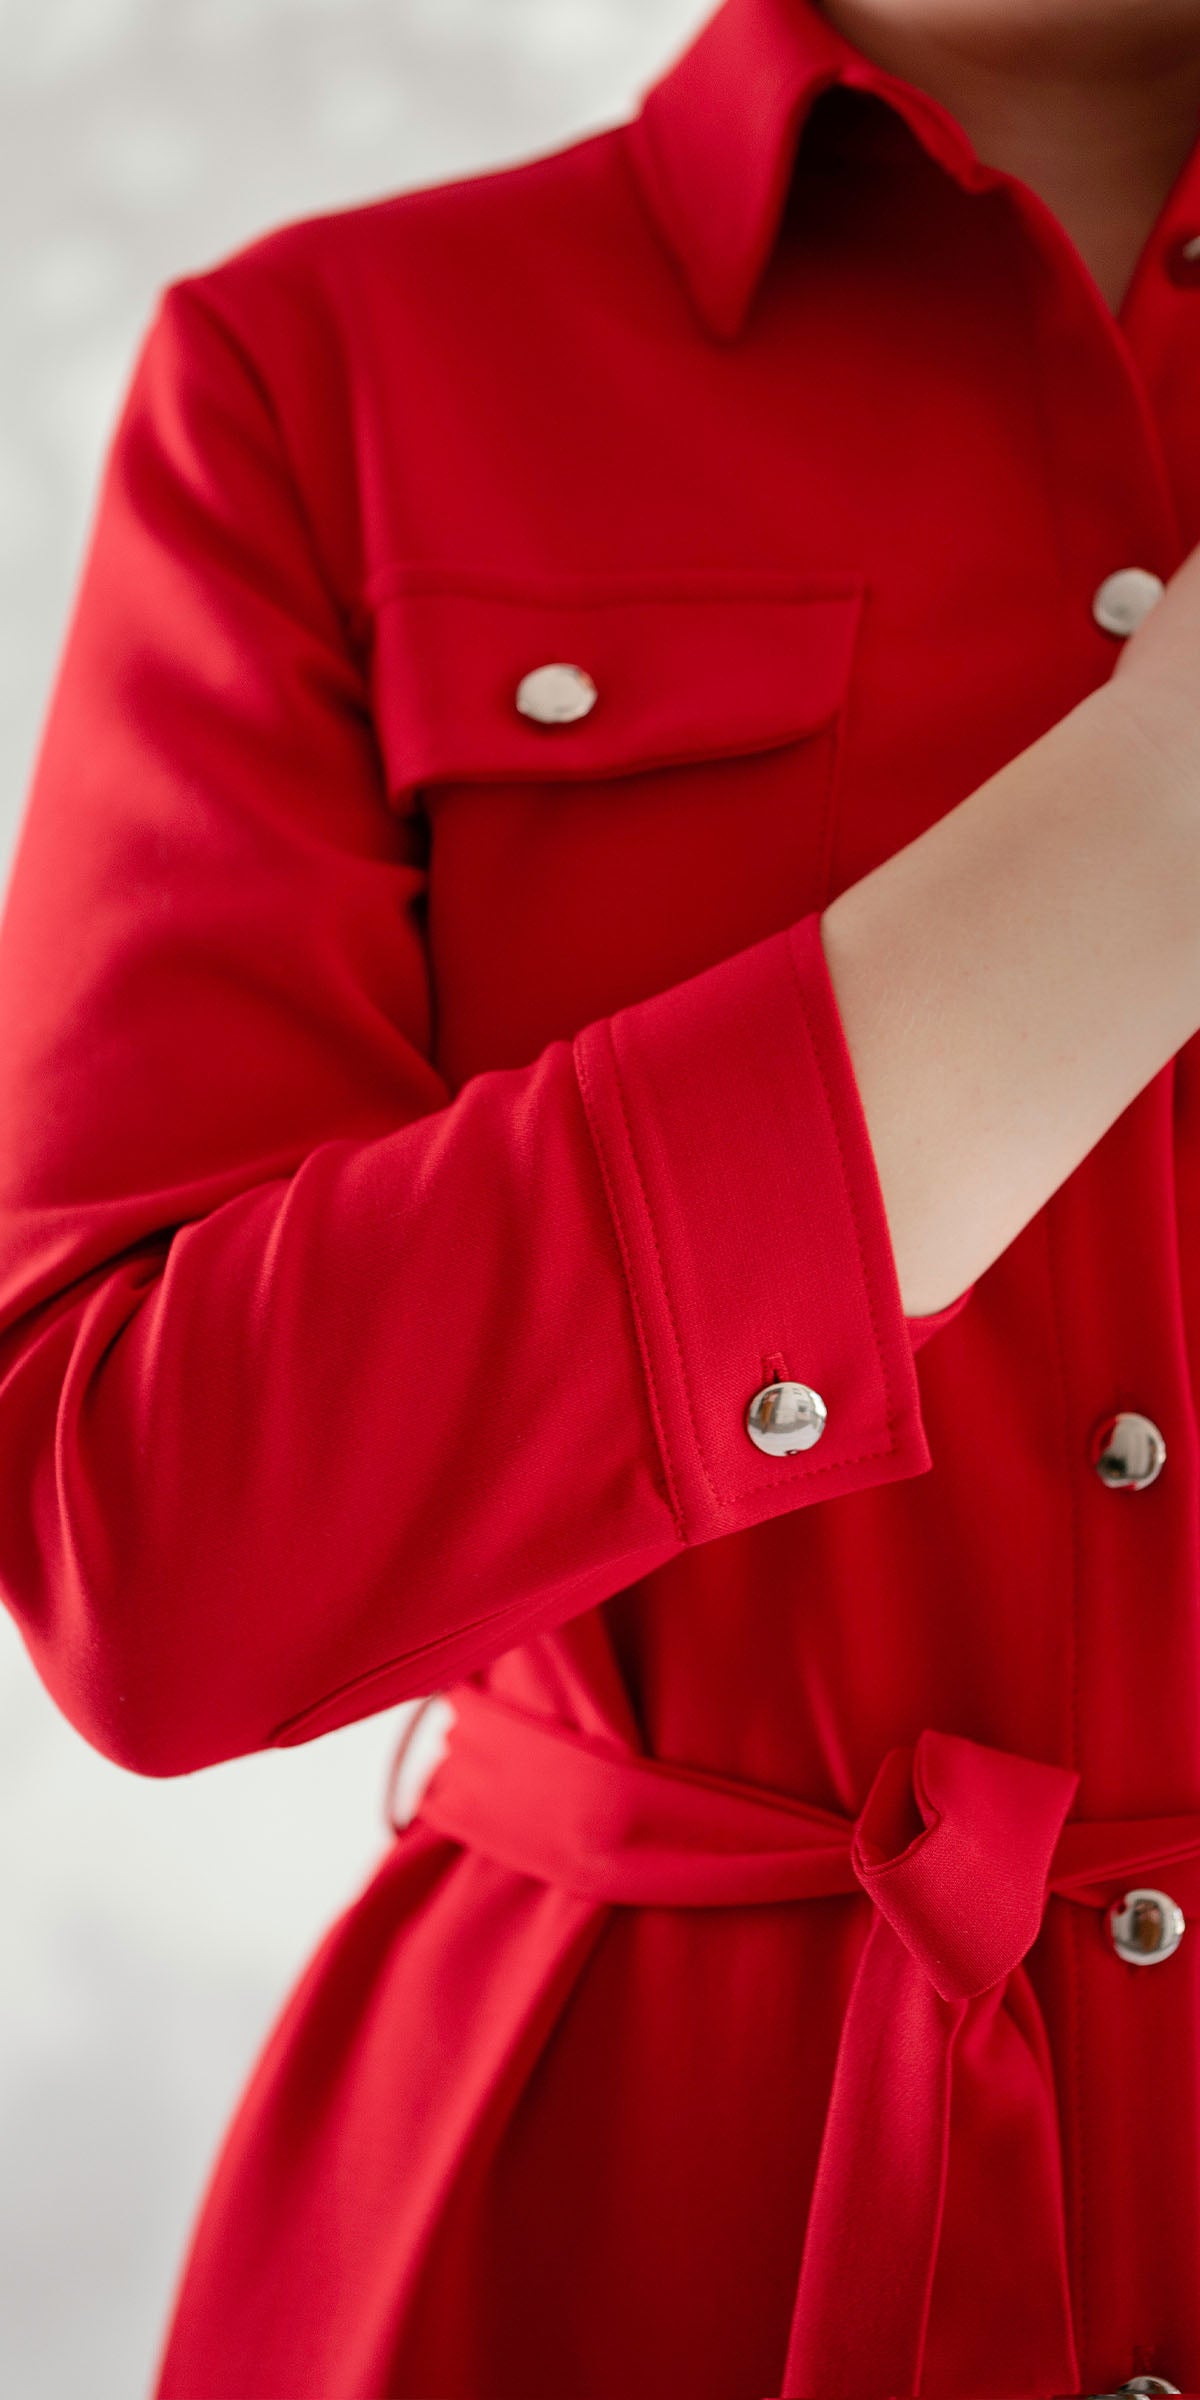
left=0, top=275, right=969, bottom=1777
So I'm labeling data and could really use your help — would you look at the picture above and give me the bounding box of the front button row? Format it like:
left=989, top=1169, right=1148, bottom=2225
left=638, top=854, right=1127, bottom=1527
left=741, top=1380, right=1181, bottom=2379
left=742, top=1391, right=1182, bottom=1962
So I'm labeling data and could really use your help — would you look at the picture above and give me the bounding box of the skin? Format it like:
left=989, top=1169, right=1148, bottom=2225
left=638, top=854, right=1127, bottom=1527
left=806, top=3, right=1200, bottom=1315
left=815, top=0, right=1200, bottom=310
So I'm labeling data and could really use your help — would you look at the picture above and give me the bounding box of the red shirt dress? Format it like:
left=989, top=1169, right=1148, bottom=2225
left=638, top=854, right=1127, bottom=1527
left=2, top=0, right=1200, bottom=2392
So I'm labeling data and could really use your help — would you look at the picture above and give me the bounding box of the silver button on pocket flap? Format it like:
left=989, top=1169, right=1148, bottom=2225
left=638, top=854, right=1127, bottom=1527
left=515, top=663, right=598, bottom=725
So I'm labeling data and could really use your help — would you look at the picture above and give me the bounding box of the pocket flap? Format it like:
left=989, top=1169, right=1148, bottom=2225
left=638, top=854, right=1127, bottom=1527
left=361, top=563, right=866, bottom=796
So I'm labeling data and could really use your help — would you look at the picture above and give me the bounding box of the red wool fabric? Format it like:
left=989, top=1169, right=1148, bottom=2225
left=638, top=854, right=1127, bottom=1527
left=2, top=0, right=1200, bottom=2392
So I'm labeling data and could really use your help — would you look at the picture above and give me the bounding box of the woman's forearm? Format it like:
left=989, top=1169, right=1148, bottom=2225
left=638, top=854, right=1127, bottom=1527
left=819, top=676, right=1200, bottom=1317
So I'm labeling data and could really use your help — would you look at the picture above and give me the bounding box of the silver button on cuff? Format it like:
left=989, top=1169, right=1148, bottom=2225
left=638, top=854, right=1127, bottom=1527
left=1092, top=567, right=1165, bottom=637
left=1089, top=1410, right=1166, bottom=1490
left=1166, top=227, right=1200, bottom=285
left=745, top=1379, right=827, bottom=1456
left=515, top=662, right=598, bottom=724
left=1108, top=1887, right=1185, bottom=1965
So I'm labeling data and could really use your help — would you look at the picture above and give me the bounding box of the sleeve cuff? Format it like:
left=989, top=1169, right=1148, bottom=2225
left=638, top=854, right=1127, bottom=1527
left=572, top=908, right=940, bottom=1545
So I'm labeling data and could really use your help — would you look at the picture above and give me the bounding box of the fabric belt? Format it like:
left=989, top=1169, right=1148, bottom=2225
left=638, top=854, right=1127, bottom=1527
left=384, top=1680, right=1200, bottom=2400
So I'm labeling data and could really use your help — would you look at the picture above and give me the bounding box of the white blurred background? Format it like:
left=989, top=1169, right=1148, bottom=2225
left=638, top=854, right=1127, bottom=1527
left=0, top=3, right=702, bottom=2392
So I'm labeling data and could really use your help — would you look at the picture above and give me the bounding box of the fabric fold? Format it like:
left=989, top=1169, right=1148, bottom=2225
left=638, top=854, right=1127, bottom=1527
left=781, top=1730, right=1081, bottom=2398
left=391, top=1681, right=1200, bottom=2399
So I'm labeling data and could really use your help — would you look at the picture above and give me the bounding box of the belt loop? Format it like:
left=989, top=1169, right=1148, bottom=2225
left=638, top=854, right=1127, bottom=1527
left=383, top=1692, right=458, bottom=1833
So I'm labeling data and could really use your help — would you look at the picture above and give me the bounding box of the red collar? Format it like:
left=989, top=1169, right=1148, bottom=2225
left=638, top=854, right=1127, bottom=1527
left=622, top=0, right=1065, bottom=340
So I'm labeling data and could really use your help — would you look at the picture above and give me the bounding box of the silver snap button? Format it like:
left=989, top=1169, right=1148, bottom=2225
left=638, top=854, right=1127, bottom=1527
left=515, top=662, right=598, bottom=724
left=1087, top=2384, right=1181, bottom=2398
left=1089, top=1410, right=1166, bottom=1490
left=745, top=1380, right=827, bottom=1456
left=1092, top=568, right=1165, bottom=637
left=1113, top=2380, right=1182, bottom=2395
left=1108, top=1888, right=1185, bottom=1965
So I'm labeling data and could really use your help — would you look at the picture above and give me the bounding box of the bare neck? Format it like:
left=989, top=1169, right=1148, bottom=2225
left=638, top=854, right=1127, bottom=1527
left=818, top=2, right=1200, bottom=311
left=955, top=73, right=1200, bottom=312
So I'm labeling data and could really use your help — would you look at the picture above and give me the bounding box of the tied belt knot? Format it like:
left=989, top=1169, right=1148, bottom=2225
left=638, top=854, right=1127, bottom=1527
left=384, top=1682, right=1200, bottom=2400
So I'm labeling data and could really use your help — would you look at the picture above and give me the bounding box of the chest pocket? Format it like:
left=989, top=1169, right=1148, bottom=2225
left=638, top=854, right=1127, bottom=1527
left=360, top=562, right=866, bottom=1073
